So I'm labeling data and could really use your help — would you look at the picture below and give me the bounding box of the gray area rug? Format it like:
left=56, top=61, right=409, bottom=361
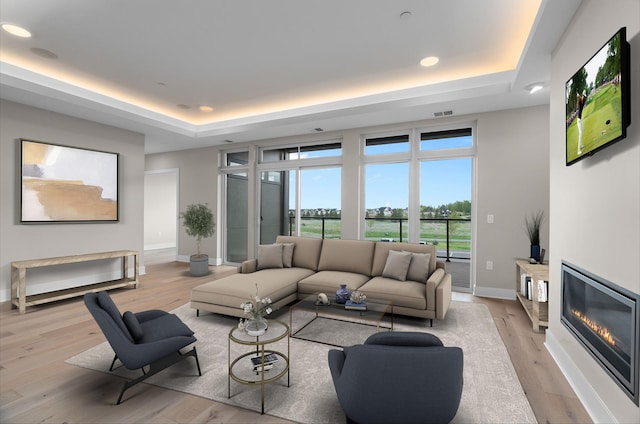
left=66, top=301, right=536, bottom=423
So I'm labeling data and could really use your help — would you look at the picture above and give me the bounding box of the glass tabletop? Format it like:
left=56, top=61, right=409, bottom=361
left=290, top=293, right=392, bottom=324
left=229, top=319, right=289, bottom=345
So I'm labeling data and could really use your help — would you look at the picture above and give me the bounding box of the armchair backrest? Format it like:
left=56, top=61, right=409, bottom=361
left=84, top=292, right=136, bottom=363
left=331, top=333, right=463, bottom=424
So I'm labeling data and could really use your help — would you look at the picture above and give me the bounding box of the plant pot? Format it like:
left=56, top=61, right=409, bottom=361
left=245, top=317, right=268, bottom=336
left=530, top=245, right=541, bottom=263
left=190, top=254, right=209, bottom=276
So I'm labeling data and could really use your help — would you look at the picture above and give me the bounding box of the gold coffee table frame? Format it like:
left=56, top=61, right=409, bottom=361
left=228, top=319, right=290, bottom=414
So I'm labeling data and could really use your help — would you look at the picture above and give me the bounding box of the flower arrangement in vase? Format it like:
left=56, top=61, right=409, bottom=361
left=238, top=284, right=273, bottom=336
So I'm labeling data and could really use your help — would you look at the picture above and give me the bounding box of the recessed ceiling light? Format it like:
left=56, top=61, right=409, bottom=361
left=1, top=23, right=32, bottom=38
left=399, top=11, right=412, bottom=20
left=199, top=105, right=214, bottom=112
left=420, top=56, right=439, bottom=67
left=528, top=84, right=544, bottom=94
left=30, top=48, right=58, bottom=59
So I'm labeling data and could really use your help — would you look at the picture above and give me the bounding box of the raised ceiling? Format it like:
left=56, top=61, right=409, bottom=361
left=0, top=0, right=581, bottom=153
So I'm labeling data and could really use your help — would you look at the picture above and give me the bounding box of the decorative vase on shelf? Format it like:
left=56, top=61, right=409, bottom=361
left=244, top=316, right=268, bottom=336
left=530, top=244, right=541, bottom=263
left=336, top=284, right=351, bottom=304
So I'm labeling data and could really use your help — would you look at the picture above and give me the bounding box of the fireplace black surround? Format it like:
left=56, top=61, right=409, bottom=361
left=561, top=261, right=639, bottom=405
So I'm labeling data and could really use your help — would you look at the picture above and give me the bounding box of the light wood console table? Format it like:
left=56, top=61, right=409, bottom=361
left=515, top=259, right=549, bottom=332
left=11, top=250, right=139, bottom=314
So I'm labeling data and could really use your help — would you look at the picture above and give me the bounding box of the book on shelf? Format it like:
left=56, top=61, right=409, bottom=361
left=250, top=353, right=278, bottom=368
left=344, top=300, right=367, bottom=310
left=537, top=280, right=548, bottom=303
left=520, top=272, right=532, bottom=298
left=253, top=363, right=274, bottom=373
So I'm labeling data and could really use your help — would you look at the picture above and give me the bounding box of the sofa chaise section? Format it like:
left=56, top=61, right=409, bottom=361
left=191, top=236, right=322, bottom=317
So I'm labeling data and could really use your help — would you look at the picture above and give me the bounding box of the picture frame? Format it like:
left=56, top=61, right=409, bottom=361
left=20, top=139, right=119, bottom=223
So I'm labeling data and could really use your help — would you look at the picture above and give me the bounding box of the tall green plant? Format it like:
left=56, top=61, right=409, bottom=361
left=525, top=210, right=544, bottom=246
left=180, top=203, right=215, bottom=257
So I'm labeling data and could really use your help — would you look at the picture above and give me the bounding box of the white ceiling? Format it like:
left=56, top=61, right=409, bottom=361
left=0, top=0, right=581, bottom=154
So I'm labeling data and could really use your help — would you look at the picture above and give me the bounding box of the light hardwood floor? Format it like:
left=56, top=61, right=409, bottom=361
left=0, top=258, right=591, bottom=423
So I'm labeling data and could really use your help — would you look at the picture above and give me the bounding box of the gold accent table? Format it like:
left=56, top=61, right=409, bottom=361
left=228, top=319, right=290, bottom=414
left=515, top=259, right=549, bottom=332
left=11, top=250, right=139, bottom=314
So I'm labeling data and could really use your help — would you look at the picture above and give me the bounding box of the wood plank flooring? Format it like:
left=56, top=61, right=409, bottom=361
left=0, top=258, right=591, bottom=423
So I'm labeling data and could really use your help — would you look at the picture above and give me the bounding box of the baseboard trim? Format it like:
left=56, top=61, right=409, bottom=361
left=545, top=330, right=616, bottom=423
left=473, top=286, right=515, bottom=300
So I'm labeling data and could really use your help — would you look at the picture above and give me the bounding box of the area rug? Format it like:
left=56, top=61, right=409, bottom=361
left=66, top=301, right=536, bottom=423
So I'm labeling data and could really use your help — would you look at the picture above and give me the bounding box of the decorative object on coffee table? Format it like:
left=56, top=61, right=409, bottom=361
left=335, top=284, right=351, bottom=304
left=315, top=293, right=330, bottom=306
left=238, top=284, right=273, bottom=336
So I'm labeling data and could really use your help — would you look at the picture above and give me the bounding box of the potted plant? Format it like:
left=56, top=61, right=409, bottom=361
left=180, top=203, right=215, bottom=276
left=525, top=210, right=544, bottom=263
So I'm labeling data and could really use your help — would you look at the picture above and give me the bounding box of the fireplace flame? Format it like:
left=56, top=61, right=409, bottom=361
left=571, top=308, right=616, bottom=347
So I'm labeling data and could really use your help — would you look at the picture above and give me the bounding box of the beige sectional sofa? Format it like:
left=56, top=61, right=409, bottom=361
left=191, top=235, right=452, bottom=324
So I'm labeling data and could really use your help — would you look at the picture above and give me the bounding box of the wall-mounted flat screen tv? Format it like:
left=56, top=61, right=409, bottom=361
left=565, top=27, right=631, bottom=166
left=20, top=139, right=119, bottom=223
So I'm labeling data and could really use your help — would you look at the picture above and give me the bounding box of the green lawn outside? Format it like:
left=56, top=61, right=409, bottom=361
left=295, top=217, right=472, bottom=251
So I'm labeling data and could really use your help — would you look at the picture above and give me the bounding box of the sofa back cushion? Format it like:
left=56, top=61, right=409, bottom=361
left=371, top=242, right=437, bottom=279
left=318, top=239, right=375, bottom=276
left=275, top=236, right=323, bottom=271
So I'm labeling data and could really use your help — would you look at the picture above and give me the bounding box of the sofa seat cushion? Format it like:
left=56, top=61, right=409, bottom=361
left=358, top=276, right=427, bottom=310
left=192, top=267, right=314, bottom=309
left=297, top=271, right=371, bottom=296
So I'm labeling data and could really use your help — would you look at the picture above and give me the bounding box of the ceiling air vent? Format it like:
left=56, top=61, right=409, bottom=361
left=434, top=110, right=453, bottom=117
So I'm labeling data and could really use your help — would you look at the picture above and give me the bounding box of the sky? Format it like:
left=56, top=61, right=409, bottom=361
left=295, top=158, right=472, bottom=210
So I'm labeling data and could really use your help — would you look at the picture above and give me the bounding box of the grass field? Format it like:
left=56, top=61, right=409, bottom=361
left=567, top=83, right=623, bottom=162
left=297, top=218, right=471, bottom=251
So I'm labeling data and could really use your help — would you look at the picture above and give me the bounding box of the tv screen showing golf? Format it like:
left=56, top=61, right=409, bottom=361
left=565, top=27, right=630, bottom=166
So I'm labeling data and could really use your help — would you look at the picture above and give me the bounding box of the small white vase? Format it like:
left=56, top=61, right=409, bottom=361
left=245, top=317, right=268, bottom=336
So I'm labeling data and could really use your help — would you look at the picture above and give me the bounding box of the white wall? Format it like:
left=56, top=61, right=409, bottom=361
left=475, top=105, right=550, bottom=298
left=145, top=147, right=219, bottom=263
left=0, top=100, right=145, bottom=302
left=144, top=169, right=178, bottom=250
left=547, top=1, right=640, bottom=422
left=146, top=105, right=550, bottom=296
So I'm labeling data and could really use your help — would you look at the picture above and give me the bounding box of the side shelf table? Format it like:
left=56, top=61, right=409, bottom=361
left=228, top=319, right=290, bottom=414
left=515, top=259, right=549, bottom=332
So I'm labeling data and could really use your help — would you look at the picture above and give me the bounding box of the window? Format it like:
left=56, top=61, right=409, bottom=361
left=260, top=141, right=341, bottom=163
left=258, top=140, right=342, bottom=242
left=420, top=128, right=472, bottom=151
left=365, top=135, right=409, bottom=155
left=364, top=162, right=408, bottom=241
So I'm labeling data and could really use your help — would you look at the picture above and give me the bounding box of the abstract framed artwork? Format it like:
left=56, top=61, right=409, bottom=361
left=20, top=139, right=119, bottom=223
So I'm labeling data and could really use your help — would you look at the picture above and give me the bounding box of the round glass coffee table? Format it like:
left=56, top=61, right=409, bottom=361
left=228, top=319, right=290, bottom=414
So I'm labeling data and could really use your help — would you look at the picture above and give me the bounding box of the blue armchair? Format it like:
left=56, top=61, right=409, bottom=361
left=328, top=332, right=463, bottom=424
left=84, top=291, right=201, bottom=404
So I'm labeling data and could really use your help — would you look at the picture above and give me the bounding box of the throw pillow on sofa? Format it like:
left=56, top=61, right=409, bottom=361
left=382, top=250, right=413, bottom=281
left=277, top=242, right=295, bottom=267
left=257, top=243, right=284, bottom=269
left=405, top=252, right=431, bottom=282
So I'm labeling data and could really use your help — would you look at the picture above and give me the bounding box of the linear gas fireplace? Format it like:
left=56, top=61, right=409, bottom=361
left=561, top=261, right=639, bottom=405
